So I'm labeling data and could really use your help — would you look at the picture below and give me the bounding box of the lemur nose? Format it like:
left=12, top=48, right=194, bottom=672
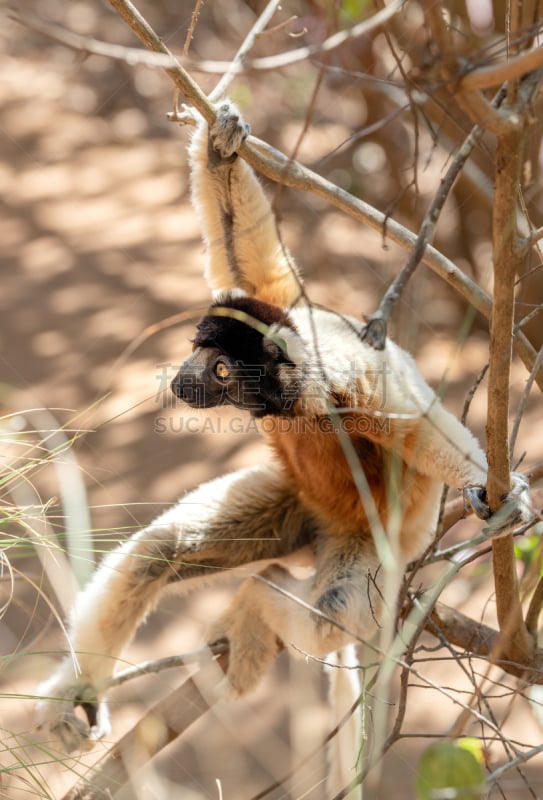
left=170, top=370, right=198, bottom=402
left=170, top=374, right=184, bottom=400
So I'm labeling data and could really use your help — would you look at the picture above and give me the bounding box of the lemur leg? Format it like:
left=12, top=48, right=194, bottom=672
left=215, top=531, right=383, bottom=696
left=189, top=100, right=301, bottom=306
left=36, top=465, right=318, bottom=750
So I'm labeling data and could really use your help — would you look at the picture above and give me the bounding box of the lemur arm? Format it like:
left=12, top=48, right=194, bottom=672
left=299, top=313, right=489, bottom=491
left=189, top=102, right=302, bottom=307
left=346, top=334, right=531, bottom=520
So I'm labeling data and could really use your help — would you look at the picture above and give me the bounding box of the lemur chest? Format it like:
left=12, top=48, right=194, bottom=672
left=265, top=417, right=390, bottom=531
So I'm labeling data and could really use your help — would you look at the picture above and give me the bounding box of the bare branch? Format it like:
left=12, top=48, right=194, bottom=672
left=171, top=0, right=205, bottom=116
left=208, top=0, right=283, bottom=103
left=171, top=0, right=285, bottom=122
left=510, top=344, right=543, bottom=458
left=362, top=116, right=487, bottom=349
left=488, top=96, right=535, bottom=664
left=182, top=0, right=204, bottom=55
left=97, top=640, right=228, bottom=692
left=460, top=41, right=543, bottom=91
left=426, top=603, right=543, bottom=683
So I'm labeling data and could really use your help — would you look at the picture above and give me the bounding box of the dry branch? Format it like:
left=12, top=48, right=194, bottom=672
left=460, top=41, right=543, bottom=91
left=487, top=79, right=543, bottom=668
left=488, top=122, right=532, bottom=661
left=362, top=115, right=487, bottom=348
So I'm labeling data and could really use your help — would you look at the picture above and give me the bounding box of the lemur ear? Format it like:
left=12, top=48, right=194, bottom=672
left=263, top=324, right=306, bottom=365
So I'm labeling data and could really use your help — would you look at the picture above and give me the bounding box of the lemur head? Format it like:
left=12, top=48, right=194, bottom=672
left=171, top=292, right=306, bottom=417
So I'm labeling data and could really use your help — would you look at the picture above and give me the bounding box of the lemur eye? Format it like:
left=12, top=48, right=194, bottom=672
left=215, top=361, right=230, bottom=379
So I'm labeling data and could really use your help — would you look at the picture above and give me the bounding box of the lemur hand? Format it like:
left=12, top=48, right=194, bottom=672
left=209, top=101, right=250, bottom=161
left=35, top=665, right=109, bottom=752
left=464, top=472, right=532, bottom=535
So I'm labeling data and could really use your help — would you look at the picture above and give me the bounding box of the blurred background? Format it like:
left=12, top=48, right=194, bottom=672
left=1, top=1, right=543, bottom=797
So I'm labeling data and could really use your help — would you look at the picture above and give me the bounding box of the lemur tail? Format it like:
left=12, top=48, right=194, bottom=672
left=326, top=644, right=363, bottom=799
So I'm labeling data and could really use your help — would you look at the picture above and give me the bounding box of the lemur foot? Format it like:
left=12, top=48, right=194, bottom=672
left=35, top=670, right=110, bottom=752
left=464, top=472, right=531, bottom=535
left=209, top=605, right=280, bottom=697
left=209, top=101, right=250, bottom=161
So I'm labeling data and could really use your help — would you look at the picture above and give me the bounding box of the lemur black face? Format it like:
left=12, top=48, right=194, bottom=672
left=170, top=295, right=305, bottom=417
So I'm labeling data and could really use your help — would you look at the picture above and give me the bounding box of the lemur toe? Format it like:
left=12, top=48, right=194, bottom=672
left=36, top=678, right=110, bottom=752
left=210, top=102, right=250, bottom=160
left=49, top=710, right=93, bottom=753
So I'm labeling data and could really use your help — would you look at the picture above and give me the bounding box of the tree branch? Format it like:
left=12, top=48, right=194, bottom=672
left=361, top=114, right=487, bottom=348
left=460, top=41, right=543, bottom=91
left=208, top=0, right=283, bottom=103
left=488, top=113, right=536, bottom=666
left=426, top=602, right=543, bottom=682
left=97, top=640, right=228, bottom=692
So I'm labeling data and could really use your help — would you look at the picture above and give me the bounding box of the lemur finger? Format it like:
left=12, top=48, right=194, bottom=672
left=484, top=472, right=532, bottom=534
left=210, top=102, right=250, bottom=159
left=466, top=473, right=532, bottom=534
left=464, top=484, right=491, bottom=520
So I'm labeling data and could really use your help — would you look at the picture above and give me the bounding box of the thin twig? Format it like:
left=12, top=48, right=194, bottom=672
left=171, top=0, right=205, bottom=116
left=520, top=224, right=543, bottom=251
left=510, top=344, right=543, bottom=458
left=97, top=640, right=229, bottom=692
left=516, top=303, right=543, bottom=329
left=256, top=16, right=303, bottom=39
left=361, top=118, right=487, bottom=349
left=183, top=0, right=203, bottom=54
left=209, top=0, right=283, bottom=103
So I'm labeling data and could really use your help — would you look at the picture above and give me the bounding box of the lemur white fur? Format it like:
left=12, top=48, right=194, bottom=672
left=36, top=102, right=531, bottom=792
left=190, top=103, right=301, bottom=306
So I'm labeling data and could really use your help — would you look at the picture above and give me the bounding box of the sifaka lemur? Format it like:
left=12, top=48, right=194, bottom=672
left=36, top=101, right=531, bottom=759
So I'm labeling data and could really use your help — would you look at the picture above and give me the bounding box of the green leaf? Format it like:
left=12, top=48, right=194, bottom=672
left=416, top=739, right=485, bottom=800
